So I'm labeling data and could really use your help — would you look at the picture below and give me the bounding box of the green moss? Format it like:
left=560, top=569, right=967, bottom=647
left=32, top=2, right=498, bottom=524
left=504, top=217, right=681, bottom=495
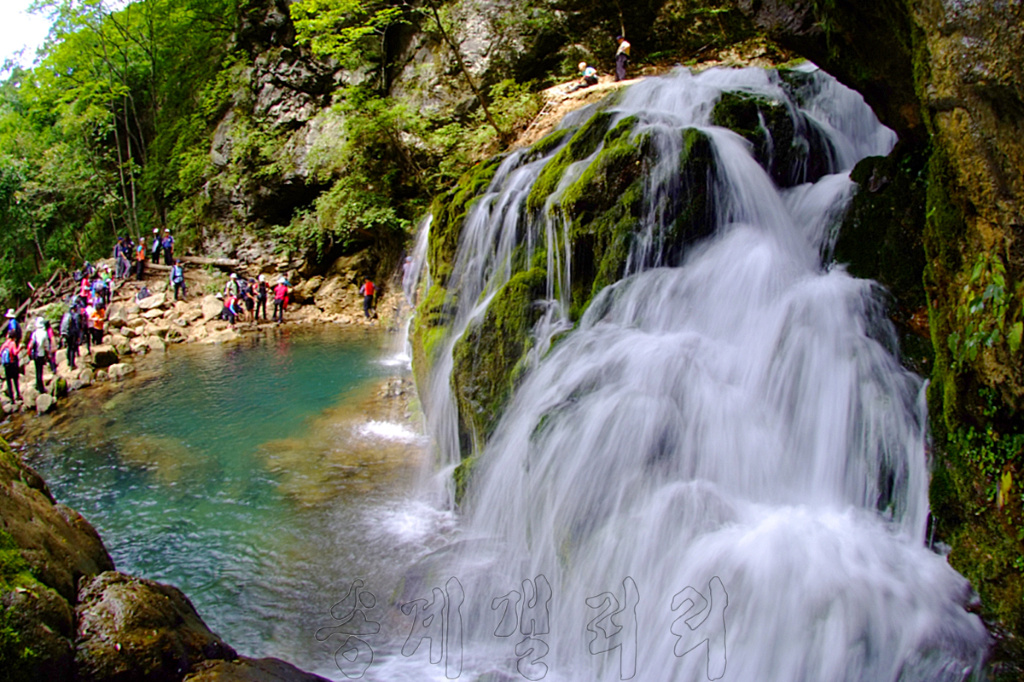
left=452, top=454, right=478, bottom=507
left=450, top=267, right=548, bottom=448
left=711, top=88, right=836, bottom=186
left=525, top=111, right=615, bottom=215
left=428, top=155, right=504, bottom=287
left=0, top=528, right=42, bottom=680
left=522, top=128, right=572, bottom=164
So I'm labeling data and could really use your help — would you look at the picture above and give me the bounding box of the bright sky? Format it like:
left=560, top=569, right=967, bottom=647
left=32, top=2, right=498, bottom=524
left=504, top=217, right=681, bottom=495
left=0, top=0, right=53, bottom=70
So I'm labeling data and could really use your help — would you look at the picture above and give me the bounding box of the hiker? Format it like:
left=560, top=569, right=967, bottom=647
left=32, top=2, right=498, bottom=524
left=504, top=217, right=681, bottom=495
left=568, top=62, right=598, bottom=93
left=44, top=319, right=57, bottom=373
left=359, top=278, right=376, bottom=319
left=91, top=273, right=109, bottom=309
left=224, top=272, right=240, bottom=297
left=239, top=277, right=255, bottom=324
left=170, top=259, right=186, bottom=300
left=4, top=309, right=21, bottom=344
left=150, top=228, right=162, bottom=262
left=161, top=229, right=174, bottom=265
left=1, top=331, right=21, bottom=402
left=615, top=35, right=631, bottom=81
left=273, top=277, right=289, bottom=324
left=135, top=239, right=147, bottom=280
left=256, top=275, right=268, bottom=322
left=219, top=292, right=239, bottom=327
left=28, top=318, right=50, bottom=393
left=89, top=305, right=106, bottom=346
left=59, top=303, right=81, bottom=370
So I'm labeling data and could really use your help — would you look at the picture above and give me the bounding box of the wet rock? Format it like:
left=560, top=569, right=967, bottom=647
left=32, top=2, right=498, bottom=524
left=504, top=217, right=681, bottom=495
left=106, top=363, right=135, bottom=381
left=184, top=657, right=332, bottom=681
left=74, top=571, right=236, bottom=682
left=89, top=346, right=119, bottom=369
left=1, top=578, right=76, bottom=681
left=202, top=329, right=239, bottom=345
left=147, top=337, right=167, bottom=353
left=35, top=393, right=55, bottom=414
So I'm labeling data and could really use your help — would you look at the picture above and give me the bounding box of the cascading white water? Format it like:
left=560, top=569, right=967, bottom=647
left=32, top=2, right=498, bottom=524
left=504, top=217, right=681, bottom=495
left=392, top=66, right=989, bottom=682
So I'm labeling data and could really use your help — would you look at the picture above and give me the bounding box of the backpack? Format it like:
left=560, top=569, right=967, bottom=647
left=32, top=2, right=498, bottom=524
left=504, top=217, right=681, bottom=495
left=1, top=346, right=12, bottom=366
left=172, top=265, right=183, bottom=283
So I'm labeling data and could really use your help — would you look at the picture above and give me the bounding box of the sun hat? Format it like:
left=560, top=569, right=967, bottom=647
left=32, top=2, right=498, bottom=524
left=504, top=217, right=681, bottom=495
left=4, top=309, right=14, bottom=319
left=578, top=61, right=587, bottom=71
left=258, top=274, right=265, bottom=282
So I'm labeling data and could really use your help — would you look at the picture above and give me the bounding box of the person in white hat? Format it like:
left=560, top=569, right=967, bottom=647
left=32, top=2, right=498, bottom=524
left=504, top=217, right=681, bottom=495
left=150, top=228, right=162, bottom=262
left=256, top=275, right=268, bottom=322
left=4, top=309, right=21, bottom=344
left=29, top=318, right=50, bottom=393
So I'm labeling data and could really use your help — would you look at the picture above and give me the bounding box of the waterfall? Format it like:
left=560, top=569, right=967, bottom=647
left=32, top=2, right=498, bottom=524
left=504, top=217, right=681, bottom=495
left=395, top=66, right=989, bottom=682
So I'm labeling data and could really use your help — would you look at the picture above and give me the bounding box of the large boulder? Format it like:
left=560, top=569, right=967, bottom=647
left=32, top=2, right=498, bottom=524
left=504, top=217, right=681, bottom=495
left=202, top=296, right=224, bottom=322
left=0, top=441, right=113, bottom=602
left=88, top=346, right=119, bottom=370
left=74, top=571, right=236, bottom=682
left=137, top=293, right=168, bottom=311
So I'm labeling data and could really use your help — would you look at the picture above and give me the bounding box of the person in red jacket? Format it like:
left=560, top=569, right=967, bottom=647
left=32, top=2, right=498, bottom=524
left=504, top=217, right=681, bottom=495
left=359, top=278, right=376, bottom=319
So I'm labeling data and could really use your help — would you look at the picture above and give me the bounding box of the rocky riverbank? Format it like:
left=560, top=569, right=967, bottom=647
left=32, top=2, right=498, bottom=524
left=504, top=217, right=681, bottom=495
left=3, top=253, right=404, bottom=420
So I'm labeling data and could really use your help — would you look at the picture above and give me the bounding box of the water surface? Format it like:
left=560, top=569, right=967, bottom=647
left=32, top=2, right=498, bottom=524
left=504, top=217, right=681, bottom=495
left=24, top=326, right=447, bottom=670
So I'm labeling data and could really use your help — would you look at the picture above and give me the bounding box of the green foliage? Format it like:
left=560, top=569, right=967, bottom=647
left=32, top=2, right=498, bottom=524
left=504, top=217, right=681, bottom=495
left=947, top=251, right=1023, bottom=366
left=291, top=0, right=408, bottom=82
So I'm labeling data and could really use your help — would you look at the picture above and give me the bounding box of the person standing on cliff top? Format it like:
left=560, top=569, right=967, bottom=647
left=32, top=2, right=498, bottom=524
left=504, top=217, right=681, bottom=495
left=615, top=35, right=631, bottom=82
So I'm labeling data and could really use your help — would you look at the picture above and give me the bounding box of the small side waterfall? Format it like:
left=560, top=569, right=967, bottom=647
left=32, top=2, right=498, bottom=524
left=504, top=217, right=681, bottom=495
left=400, top=67, right=989, bottom=681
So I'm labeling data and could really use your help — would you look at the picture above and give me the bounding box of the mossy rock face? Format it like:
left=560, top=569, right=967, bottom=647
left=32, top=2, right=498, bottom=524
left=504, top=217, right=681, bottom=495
left=427, top=155, right=504, bottom=288
left=451, top=267, right=548, bottom=447
left=834, top=143, right=931, bottom=373
left=526, top=110, right=616, bottom=215
left=711, top=90, right=835, bottom=187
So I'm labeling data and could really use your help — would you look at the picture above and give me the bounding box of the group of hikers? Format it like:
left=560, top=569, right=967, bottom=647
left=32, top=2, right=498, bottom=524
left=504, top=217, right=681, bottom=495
left=215, top=273, right=294, bottom=327
left=111, top=229, right=176, bottom=281
left=0, top=224, right=390, bottom=404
